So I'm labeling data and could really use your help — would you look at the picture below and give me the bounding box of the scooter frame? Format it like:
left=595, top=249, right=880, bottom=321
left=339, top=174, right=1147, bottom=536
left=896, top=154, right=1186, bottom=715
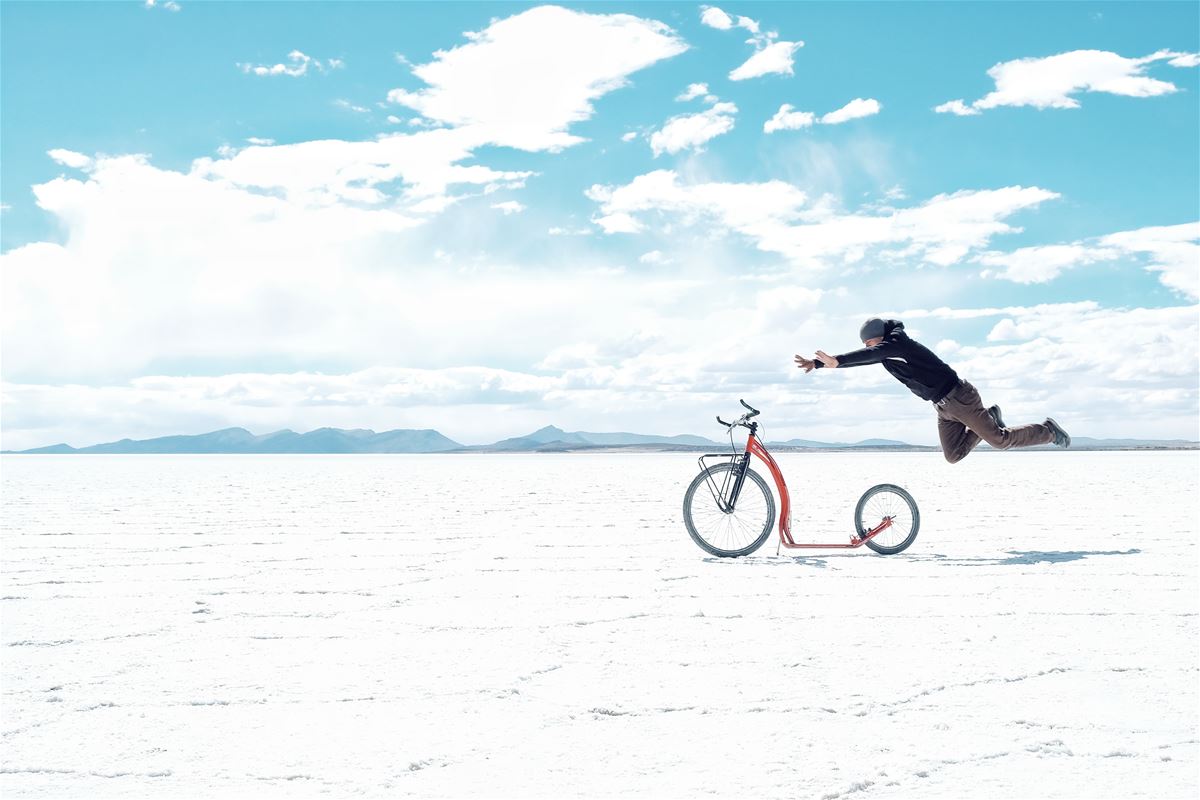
left=702, top=405, right=895, bottom=551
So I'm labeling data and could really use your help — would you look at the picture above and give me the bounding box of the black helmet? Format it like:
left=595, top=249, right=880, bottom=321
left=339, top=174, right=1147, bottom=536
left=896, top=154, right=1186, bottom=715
left=859, top=317, right=887, bottom=343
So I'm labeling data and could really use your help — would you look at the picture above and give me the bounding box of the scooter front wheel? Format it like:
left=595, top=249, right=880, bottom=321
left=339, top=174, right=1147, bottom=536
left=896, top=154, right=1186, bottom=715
left=855, top=483, right=920, bottom=555
left=683, top=463, right=775, bottom=558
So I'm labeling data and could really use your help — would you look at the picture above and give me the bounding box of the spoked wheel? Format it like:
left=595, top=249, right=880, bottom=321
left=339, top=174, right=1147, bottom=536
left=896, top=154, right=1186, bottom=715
left=855, top=483, right=920, bottom=555
left=683, top=463, right=776, bottom=558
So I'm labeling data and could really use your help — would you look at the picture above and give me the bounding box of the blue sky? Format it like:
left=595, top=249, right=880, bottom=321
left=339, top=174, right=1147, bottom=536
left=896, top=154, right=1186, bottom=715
left=2, top=1, right=1198, bottom=448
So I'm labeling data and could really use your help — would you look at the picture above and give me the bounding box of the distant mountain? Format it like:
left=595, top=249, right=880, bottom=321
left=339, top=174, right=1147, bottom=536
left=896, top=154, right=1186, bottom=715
left=1061, top=437, right=1199, bottom=449
left=768, top=437, right=913, bottom=449
left=467, top=425, right=721, bottom=452
left=8, top=427, right=461, bottom=454
left=4, top=426, right=1195, bottom=455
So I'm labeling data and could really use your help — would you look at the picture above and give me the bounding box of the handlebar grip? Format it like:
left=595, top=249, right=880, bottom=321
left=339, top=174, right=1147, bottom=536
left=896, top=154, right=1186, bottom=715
left=739, top=399, right=760, bottom=417
left=716, top=415, right=732, bottom=427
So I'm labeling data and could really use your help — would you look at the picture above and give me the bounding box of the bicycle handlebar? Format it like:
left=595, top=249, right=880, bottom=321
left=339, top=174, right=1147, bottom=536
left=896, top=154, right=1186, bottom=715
left=716, top=400, right=761, bottom=429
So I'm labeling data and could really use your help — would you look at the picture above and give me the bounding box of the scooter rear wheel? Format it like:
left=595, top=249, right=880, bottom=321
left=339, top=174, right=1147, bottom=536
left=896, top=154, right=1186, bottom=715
left=855, top=484, right=920, bottom=555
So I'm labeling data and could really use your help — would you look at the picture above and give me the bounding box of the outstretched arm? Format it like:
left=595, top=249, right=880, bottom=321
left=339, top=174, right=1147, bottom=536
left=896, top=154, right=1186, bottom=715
left=825, top=340, right=895, bottom=368
left=794, top=351, right=839, bottom=371
left=797, top=340, right=893, bottom=372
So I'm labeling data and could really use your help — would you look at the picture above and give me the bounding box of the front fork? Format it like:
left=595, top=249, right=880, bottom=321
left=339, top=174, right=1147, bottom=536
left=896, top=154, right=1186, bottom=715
left=698, top=452, right=753, bottom=513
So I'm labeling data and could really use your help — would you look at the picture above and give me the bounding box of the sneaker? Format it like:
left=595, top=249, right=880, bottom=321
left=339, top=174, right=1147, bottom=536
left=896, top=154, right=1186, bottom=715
left=1045, top=418, right=1070, bottom=448
left=987, top=405, right=1005, bottom=429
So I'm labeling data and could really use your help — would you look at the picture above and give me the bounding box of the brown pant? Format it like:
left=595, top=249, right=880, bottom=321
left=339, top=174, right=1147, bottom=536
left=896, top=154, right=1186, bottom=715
left=936, top=380, right=1054, bottom=464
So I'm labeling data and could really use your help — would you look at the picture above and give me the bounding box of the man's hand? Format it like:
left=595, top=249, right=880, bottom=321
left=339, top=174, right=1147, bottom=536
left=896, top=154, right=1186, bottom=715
left=815, top=350, right=839, bottom=368
left=793, top=354, right=816, bottom=373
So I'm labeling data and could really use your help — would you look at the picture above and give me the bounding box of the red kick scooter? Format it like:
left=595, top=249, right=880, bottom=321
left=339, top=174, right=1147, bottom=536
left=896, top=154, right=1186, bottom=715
left=682, top=400, right=920, bottom=558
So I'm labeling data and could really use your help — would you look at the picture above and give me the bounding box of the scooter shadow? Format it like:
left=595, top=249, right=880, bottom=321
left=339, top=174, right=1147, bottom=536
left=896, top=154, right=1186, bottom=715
left=906, top=549, right=1142, bottom=566
left=703, top=549, right=1142, bottom=568
left=702, top=555, right=833, bottom=568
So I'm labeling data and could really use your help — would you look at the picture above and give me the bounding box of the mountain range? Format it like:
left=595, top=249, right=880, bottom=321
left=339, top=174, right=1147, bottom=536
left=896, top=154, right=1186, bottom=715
left=4, top=425, right=1197, bottom=454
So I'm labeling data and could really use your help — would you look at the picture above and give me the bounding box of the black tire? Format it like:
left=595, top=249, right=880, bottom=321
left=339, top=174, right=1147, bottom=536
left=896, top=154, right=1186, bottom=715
left=683, top=463, right=775, bottom=558
left=855, top=483, right=920, bottom=555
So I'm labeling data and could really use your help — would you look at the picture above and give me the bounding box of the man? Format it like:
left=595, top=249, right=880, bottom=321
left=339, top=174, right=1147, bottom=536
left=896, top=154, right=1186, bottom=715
left=794, top=317, right=1070, bottom=464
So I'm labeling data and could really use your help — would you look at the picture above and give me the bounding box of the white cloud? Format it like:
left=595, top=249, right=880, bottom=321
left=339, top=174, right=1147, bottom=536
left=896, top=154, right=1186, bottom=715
left=239, top=50, right=343, bottom=78
left=144, top=0, right=181, bottom=10
left=385, top=5, right=687, bottom=152
left=764, top=104, right=815, bottom=133
left=820, top=97, right=882, bottom=124
left=639, top=250, right=670, bottom=265
left=47, top=149, right=93, bottom=170
left=1, top=153, right=677, bottom=390
left=937, top=49, right=1200, bottom=114
left=193, top=127, right=534, bottom=211
left=765, top=98, right=881, bottom=133
left=700, top=6, right=734, bottom=30
left=335, top=99, right=371, bottom=114
left=729, top=40, right=804, bottom=81
left=589, top=170, right=1059, bottom=268
left=491, top=200, right=525, bottom=215
left=245, top=137, right=275, bottom=146
left=969, top=304, right=1199, bottom=383
left=974, top=222, right=1199, bottom=299
left=976, top=244, right=1118, bottom=284
left=676, top=83, right=709, bottom=102
left=933, top=99, right=980, bottom=116
left=701, top=6, right=802, bottom=81
left=1100, top=222, right=1200, bottom=299
left=386, top=115, right=403, bottom=125
left=621, top=131, right=638, bottom=142
left=649, top=102, right=737, bottom=156
left=700, top=6, right=760, bottom=35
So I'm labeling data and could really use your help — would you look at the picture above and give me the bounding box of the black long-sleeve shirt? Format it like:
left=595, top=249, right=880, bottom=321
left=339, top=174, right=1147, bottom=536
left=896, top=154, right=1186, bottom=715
left=814, top=319, right=960, bottom=403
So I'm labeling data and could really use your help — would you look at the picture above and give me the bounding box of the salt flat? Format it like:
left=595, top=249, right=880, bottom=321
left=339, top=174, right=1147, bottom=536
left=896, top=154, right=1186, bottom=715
left=1, top=452, right=1197, bottom=799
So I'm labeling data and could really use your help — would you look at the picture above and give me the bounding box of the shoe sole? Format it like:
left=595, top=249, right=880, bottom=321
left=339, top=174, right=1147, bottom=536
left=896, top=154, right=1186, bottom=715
left=1045, top=417, right=1070, bottom=448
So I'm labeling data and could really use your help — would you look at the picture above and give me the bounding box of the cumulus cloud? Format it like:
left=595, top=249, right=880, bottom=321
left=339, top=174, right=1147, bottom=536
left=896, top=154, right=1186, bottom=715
left=933, top=99, right=980, bottom=116
left=649, top=102, right=737, bottom=156
left=764, top=104, right=815, bottom=133
left=676, top=83, right=709, bottom=101
left=386, top=5, right=687, bottom=152
left=975, top=221, right=1199, bottom=298
left=699, top=6, right=735, bottom=30
left=730, top=40, right=804, bottom=81
left=239, top=50, right=343, bottom=78
left=335, top=99, right=371, bottom=113
left=820, top=97, right=882, bottom=124
left=189, top=5, right=690, bottom=214
left=491, top=200, right=525, bottom=214
left=48, top=149, right=93, bottom=170
left=144, top=0, right=181, bottom=10
left=193, top=127, right=533, bottom=210
left=701, top=6, right=802, bottom=81
left=976, top=244, right=1119, bottom=284
left=765, top=98, right=881, bottom=132
left=588, top=169, right=1059, bottom=268
left=1100, top=222, right=1200, bottom=299
left=936, top=48, right=1200, bottom=114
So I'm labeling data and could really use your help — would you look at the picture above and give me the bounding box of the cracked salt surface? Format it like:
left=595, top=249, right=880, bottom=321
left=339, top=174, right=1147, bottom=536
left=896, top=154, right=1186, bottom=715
left=1, top=452, right=1197, bottom=798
